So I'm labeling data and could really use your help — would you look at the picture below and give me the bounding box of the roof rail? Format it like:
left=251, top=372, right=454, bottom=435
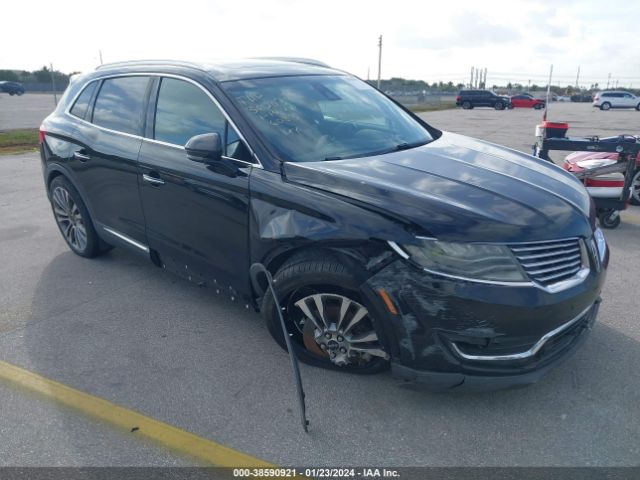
left=251, top=57, right=330, bottom=68
left=95, top=59, right=204, bottom=71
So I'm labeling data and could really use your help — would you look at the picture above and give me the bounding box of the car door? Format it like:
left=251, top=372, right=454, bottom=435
left=137, top=76, right=255, bottom=295
left=623, top=93, right=635, bottom=107
left=511, top=95, right=524, bottom=107
left=70, top=75, right=150, bottom=248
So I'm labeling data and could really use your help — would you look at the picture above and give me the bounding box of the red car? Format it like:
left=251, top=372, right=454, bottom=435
left=563, top=150, right=640, bottom=205
left=510, top=93, right=545, bottom=109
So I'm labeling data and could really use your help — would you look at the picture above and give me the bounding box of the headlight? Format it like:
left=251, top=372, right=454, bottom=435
left=399, top=238, right=528, bottom=283
left=594, top=227, right=607, bottom=261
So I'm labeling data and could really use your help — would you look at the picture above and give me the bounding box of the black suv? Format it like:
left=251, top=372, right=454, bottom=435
left=40, top=59, right=607, bottom=390
left=0, top=81, right=25, bottom=95
left=456, top=89, right=511, bottom=110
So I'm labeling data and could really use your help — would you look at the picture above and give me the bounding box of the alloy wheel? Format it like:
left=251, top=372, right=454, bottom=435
left=632, top=170, right=640, bottom=205
left=291, top=293, right=388, bottom=367
left=52, top=186, right=88, bottom=251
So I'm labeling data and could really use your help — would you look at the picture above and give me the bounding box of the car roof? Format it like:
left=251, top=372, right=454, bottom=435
left=93, top=58, right=342, bottom=82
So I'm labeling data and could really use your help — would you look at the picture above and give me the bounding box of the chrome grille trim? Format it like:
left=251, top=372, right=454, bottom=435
left=509, top=237, right=588, bottom=288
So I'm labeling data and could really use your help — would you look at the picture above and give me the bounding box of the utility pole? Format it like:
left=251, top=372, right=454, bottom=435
left=615, top=79, right=619, bottom=88
left=376, top=35, right=382, bottom=90
left=483, top=68, right=487, bottom=88
left=99, top=50, right=103, bottom=65
left=575, top=66, right=580, bottom=89
left=543, top=64, right=553, bottom=121
left=50, top=62, right=58, bottom=106
left=606, top=73, right=611, bottom=89
left=470, top=66, right=474, bottom=88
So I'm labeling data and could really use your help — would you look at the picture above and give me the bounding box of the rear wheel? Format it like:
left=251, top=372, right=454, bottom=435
left=534, top=103, right=544, bottom=110
left=49, top=176, right=111, bottom=257
left=462, top=101, right=472, bottom=109
left=631, top=169, right=640, bottom=205
left=601, top=102, right=611, bottom=111
left=262, top=252, right=389, bottom=374
left=636, top=103, right=640, bottom=111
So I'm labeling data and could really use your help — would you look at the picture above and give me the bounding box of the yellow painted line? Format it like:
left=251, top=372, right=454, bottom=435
left=0, top=360, right=273, bottom=467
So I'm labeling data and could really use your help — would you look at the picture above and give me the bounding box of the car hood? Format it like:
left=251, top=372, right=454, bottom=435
left=283, top=132, right=594, bottom=243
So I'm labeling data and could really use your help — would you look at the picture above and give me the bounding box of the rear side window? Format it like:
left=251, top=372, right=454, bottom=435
left=92, top=76, right=149, bottom=135
left=69, top=81, right=97, bottom=119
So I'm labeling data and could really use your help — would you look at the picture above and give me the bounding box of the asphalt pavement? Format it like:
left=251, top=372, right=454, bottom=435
left=0, top=101, right=639, bottom=467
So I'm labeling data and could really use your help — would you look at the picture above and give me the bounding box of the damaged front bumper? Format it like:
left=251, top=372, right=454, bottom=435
left=361, top=258, right=606, bottom=392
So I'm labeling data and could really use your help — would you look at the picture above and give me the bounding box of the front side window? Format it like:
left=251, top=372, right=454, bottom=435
left=70, top=81, right=98, bottom=119
left=92, top=76, right=149, bottom=135
left=154, top=78, right=252, bottom=161
left=223, top=75, right=433, bottom=162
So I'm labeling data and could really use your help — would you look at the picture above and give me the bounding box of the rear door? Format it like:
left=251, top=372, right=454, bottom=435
left=70, top=75, right=151, bottom=249
left=137, top=76, right=255, bottom=294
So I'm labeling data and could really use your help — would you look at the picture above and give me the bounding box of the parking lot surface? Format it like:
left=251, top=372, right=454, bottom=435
left=1, top=99, right=639, bottom=466
left=0, top=93, right=59, bottom=131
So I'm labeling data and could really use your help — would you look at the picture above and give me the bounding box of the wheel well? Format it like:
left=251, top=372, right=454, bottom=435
left=47, top=170, right=63, bottom=190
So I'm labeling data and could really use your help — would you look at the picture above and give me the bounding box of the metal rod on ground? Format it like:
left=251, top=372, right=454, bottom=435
left=50, top=62, right=58, bottom=106
left=249, top=263, right=309, bottom=432
left=543, top=64, right=553, bottom=122
left=377, top=35, right=382, bottom=90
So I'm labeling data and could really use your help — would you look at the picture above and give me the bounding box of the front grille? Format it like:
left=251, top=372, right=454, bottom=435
left=510, top=238, right=584, bottom=286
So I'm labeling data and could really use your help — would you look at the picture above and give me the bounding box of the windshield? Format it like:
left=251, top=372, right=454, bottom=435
left=222, top=75, right=433, bottom=162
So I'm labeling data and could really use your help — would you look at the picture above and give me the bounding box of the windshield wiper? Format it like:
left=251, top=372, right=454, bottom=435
left=395, top=140, right=429, bottom=151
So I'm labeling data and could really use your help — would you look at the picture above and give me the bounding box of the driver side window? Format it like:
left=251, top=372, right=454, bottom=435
left=154, top=78, right=253, bottom=162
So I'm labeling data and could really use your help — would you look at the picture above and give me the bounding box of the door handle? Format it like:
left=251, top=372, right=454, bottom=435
left=73, top=151, right=91, bottom=162
left=142, top=173, right=165, bottom=185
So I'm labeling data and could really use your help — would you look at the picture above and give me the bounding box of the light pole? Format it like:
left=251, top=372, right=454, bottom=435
left=377, top=35, right=382, bottom=90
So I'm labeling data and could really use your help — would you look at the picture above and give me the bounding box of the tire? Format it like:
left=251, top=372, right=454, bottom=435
left=494, top=101, right=505, bottom=110
left=49, top=176, right=111, bottom=257
left=462, top=101, right=472, bottom=110
left=636, top=103, right=640, bottom=111
left=598, top=210, right=621, bottom=229
left=9, top=92, right=14, bottom=96
left=631, top=169, right=640, bottom=206
left=534, top=103, right=544, bottom=110
left=600, top=102, right=611, bottom=111
left=261, top=251, right=389, bottom=374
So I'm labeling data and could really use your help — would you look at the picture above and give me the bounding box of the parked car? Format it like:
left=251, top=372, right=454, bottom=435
left=40, top=59, right=607, bottom=390
left=455, top=89, right=511, bottom=110
left=0, top=81, right=25, bottom=96
left=593, top=91, right=640, bottom=111
left=571, top=93, right=593, bottom=103
left=557, top=95, right=571, bottom=102
left=510, top=93, right=545, bottom=109
left=564, top=149, right=640, bottom=205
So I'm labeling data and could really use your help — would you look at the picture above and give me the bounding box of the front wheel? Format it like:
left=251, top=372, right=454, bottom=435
left=262, top=252, right=389, bottom=374
left=534, top=103, right=544, bottom=110
left=494, top=102, right=505, bottom=110
left=598, top=209, right=621, bottom=229
left=631, top=169, right=640, bottom=205
left=636, top=103, right=640, bottom=111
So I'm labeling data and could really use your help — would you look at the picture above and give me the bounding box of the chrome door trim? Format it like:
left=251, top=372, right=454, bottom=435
left=102, top=226, right=149, bottom=253
left=63, top=72, right=263, bottom=167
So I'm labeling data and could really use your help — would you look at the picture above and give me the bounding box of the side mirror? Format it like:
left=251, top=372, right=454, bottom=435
left=185, top=132, right=222, bottom=163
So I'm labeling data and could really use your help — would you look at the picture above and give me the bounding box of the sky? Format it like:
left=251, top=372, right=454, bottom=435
left=3, top=0, right=639, bottom=88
